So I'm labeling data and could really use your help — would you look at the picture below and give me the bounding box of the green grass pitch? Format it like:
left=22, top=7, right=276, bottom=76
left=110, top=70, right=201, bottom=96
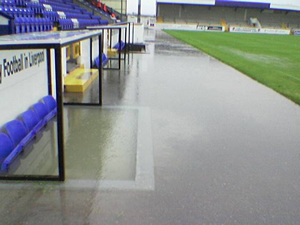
left=165, top=30, right=300, bottom=105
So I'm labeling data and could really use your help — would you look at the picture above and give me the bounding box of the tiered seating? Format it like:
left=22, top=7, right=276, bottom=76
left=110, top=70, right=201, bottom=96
left=78, top=0, right=117, bottom=22
left=15, top=17, right=53, bottom=33
left=58, top=18, right=73, bottom=29
left=0, top=0, right=16, bottom=7
left=90, top=0, right=109, bottom=18
left=0, top=95, right=57, bottom=172
left=0, top=6, right=35, bottom=18
left=65, top=12, right=90, bottom=19
left=42, top=10, right=59, bottom=21
left=0, top=0, right=110, bottom=34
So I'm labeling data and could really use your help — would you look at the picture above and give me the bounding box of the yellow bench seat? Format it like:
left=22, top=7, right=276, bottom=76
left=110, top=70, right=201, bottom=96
left=64, top=68, right=98, bottom=93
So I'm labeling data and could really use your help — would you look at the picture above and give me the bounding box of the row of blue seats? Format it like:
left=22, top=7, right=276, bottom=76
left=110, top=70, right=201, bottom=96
left=27, top=0, right=74, bottom=3
left=51, top=6, right=85, bottom=14
left=15, top=17, right=53, bottom=33
left=76, top=18, right=101, bottom=27
left=0, top=95, right=57, bottom=172
left=26, top=2, right=84, bottom=14
left=58, top=18, right=108, bottom=30
left=0, top=0, right=15, bottom=3
left=38, top=0, right=77, bottom=9
left=29, top=2, right=87, bottom=14
left=0, top=0, right=15, bottom=7
left=0, top=6, right=34, bottom=18
left=43, top=11, right=99, bottom=21
left=94, top=53, right=109, bottom=69
left=15, top=0, right=73, bottom=7
left=64, top=12, right=99, bottom=20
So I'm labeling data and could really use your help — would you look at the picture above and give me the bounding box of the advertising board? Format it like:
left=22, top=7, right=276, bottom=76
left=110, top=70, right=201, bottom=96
left=155, top=23, right=225, bottom=32
left=0, top=49, right=48, bottom=126
left=207, top=26, right=224, bottom=31
left=293, top=30, right=300, bottom=36
left=230, top=27, right=290, bottom=35
left=230, top=27, right=259, bottom=33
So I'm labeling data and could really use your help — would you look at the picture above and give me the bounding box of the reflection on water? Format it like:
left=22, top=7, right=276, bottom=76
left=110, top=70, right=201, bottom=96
left=63, top=77, right=100, bottom=104
left=1, top=106, right=138, bottom=181
left=64, top=106, right=138, bottom=180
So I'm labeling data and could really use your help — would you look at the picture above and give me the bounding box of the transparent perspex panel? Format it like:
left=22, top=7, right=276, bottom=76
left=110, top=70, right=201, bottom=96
left=63, top=37, right=101, bottom=105
left=0, top=49, right=59, bottom=178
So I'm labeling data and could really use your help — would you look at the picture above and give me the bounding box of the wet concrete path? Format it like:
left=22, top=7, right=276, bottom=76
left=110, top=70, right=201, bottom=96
left=1, top=30, right=300, bottom=224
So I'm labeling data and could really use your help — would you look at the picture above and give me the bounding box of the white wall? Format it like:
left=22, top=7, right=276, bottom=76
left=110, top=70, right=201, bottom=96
left=91, top=36, right=100, bottom=62
left=79, top=40, right=91, bottom=69
left=219, top=0, right=300, bottom=7
left=133, top=24, right=145, bottom=43
left=157, top=0, right=215, bottom=4
left=127, top=0, right=157, bottom=16
left=127, top=0, right=139, bottom=14
left=141, top=0, right=157, bottom=16
left=0, top=49, right=48, bottom=127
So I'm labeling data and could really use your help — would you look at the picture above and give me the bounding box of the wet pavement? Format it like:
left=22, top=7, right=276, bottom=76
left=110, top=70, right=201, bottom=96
left=1, top=30, right=300, bottom=224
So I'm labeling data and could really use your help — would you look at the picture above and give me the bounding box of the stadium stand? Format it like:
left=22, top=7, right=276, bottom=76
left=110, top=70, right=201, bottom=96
left=157, top=4, right=300, bottom=29
left=73, top=0, right=119, bottom=24
left=0, top=0, right=112, bottom=35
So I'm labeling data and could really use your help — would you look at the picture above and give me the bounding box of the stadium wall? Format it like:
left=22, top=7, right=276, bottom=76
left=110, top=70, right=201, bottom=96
left=157, top=4, right=300, bottom=29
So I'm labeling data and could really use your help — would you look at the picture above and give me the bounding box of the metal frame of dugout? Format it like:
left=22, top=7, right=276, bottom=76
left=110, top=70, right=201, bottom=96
left=0, top=30, right=102, bottom=181
left=87, top=24, right=128, bottom=70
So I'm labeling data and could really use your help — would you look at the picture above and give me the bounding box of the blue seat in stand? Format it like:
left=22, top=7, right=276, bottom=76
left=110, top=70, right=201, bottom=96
left=14, top=17, right=22, bottom=33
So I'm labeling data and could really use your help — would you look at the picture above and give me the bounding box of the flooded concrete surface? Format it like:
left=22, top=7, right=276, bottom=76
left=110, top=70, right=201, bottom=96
left=63, top=106, right=138, bottom=181
left=1, top=30, right=300, bottom=224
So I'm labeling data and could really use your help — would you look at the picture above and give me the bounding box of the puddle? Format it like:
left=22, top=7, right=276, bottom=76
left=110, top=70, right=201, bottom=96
left=64, top=106, right=138, bottom=181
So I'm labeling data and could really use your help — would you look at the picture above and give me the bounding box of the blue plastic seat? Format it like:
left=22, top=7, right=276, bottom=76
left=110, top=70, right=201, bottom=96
left=113, top=41, right=125, bottom=51
left=20, top=110, right=39, bottom=131
left=32, top=102, right=49, bottom=125
left=94, top=53, right=108, bottom=68
left=0, top=133, right=14, bottom=164
left=0, top=132, right=22, bottom=171
left=94, top=56, right=100, bottom=68
left=42, top=95, right=57, bottom=112
left=14, top=17, right=22, bottom=33
left=99, top=19, right=108, bottom=25
left=4, top=119, right=34, bottom=150
left=20, top=110, right=44, bottom=135
left=29, top=17, right=36, bottom=32
left=20, top=17, right=31, bottom=32
left=59, top=18, right=74, bottom=30
left=42, top=95, right=57, bottom=122
left=4, top=120, right=28, bottom=147
left=102, top=53, right=109, bottom=65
